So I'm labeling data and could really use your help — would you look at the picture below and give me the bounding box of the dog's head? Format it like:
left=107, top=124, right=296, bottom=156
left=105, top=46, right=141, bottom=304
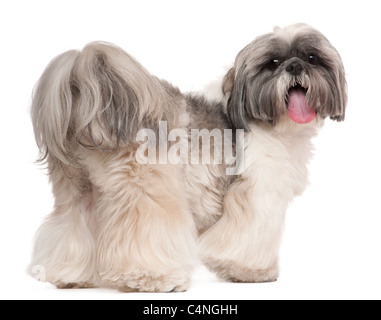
left=223, top=23, right=347, bottom=130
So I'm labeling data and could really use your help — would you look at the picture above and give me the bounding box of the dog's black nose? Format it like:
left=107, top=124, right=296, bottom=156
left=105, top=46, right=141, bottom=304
left=286, top=60, right=303, bottom=76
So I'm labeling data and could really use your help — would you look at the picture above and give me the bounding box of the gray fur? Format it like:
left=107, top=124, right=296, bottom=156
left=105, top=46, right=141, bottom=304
left=31, top=50, right=80, bottom=166
left=185, top=94, right=230, bottom=131
left=32, top=42, right=169, bottom=168
left=223, top=24, right=347, bottom=130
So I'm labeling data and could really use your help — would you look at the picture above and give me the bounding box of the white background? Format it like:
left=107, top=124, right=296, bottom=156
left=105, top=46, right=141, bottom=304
left=1, top=0, right=380, bottom=300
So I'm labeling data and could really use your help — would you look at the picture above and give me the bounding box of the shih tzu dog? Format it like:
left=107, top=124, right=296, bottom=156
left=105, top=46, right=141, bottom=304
left=29, top=23, right=347, bottom=292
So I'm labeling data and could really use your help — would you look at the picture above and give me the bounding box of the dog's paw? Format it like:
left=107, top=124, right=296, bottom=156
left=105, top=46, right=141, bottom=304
left=56, top=282, right=96, bottom=289
left=118, top=278, right=190, bottom=293
left=205, top=259, right=279, bottom=283
left=101, top=269, right=191, bottom=293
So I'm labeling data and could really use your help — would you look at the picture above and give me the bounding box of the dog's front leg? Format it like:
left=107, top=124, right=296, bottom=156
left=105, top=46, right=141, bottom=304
left=199, top=177, right=287, bottom=283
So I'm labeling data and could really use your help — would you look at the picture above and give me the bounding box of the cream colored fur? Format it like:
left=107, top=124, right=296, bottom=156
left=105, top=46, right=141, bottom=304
left=198, top=116, right=321, bottom=282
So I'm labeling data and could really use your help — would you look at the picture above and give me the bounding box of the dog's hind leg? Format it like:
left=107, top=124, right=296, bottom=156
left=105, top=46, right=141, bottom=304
left=28, top=165, right=98, bottom=288
left=87, top=151, right=197, bottom=292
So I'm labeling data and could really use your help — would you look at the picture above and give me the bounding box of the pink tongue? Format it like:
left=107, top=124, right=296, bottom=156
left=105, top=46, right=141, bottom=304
left=288, top=87, right=316, bottom=124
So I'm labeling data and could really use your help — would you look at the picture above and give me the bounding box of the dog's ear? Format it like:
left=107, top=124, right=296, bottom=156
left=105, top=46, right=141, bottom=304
left=223, top=67, right=250, bottom=131
left=329, top=60, right=347, bottom=122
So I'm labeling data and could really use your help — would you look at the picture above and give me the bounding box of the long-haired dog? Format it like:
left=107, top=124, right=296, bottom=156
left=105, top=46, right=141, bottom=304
left=29, top=24, right=347, bottom=292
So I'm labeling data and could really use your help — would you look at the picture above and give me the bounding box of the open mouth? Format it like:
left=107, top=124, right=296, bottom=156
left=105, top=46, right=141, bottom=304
left=287, top=84, right=316, bottom=124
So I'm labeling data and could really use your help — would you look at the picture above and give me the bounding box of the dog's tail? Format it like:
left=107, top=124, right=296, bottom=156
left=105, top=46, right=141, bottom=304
left=31, top=42, right=167, bottom=168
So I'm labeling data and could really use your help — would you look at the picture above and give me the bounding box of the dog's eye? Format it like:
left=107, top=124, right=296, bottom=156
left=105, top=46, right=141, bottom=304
left=267, top=59, right=281, bottom=70
left=308, top=55, right=318, bottom=65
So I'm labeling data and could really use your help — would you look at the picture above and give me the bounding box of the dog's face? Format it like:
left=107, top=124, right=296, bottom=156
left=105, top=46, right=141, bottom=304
left=223, top=23, right=347, bottom=130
